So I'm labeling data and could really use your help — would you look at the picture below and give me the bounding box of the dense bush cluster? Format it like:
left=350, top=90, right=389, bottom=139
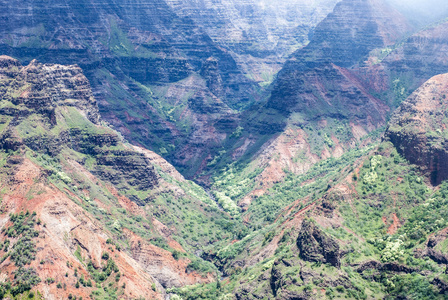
left=0, top=211, right=41, bottom=298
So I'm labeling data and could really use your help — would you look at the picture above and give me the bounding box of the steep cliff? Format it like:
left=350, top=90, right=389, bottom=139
left=208, top=0, right=412, bottom=211
left=268, top=0, right=412, bottom=113
left=385, top=73, right=448, bottom=185
left=182, top=5, right=448, bottom=297
left=0, top=56, right=243, bottom=299
left=297, top=219, right=340, bottom=267
left=179, top=137, right=448, bottom=299
left=0, top=0, right=260, bottom=177
left=165, top=0, right=339, bottom=84
left=380, top=21, right=448, bottom=102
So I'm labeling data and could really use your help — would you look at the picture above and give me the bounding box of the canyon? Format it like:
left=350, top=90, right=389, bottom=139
left=1, top=0, right=448, bottom=299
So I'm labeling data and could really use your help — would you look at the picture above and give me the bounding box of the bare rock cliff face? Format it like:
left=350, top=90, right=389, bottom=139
left=385, top=73, right=448, bottom=185
left=304, top=0, right=411, bottom=67
left=0, top=56, right=160, bottom=190
left=268, top=0, right=412, bottom=115
left=0, top=0, right=259, bottom=177
left=233, top=0, right=412, bottom=200
left=383, top=22, right=448, bottom=79
left=165, top=0, right=340, bottom=83
left=0, top=56, right=99, bottom=124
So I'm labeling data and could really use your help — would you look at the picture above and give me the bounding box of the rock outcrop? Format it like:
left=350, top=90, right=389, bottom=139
left=0, top=56, right=160, bottom=190
left=297, top=219, right=340, bottom=267
left=382, top=21, right=448, bottom=83
left=355, top=261, right=418, bottom=274
left=270, top=260, right=285, bottom=296
left=304, top=0, right=411, bottom=67
left=0, top=56, right=99, bottom=123
left=268, top=0, right=411, bottom=114
left=231, top=0, right=413, bottom=202
left=353, top=20, right=448, bottom=110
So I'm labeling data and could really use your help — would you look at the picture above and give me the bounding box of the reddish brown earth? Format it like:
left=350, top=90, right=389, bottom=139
left=0, top=157, right=160, bottom=299
left=0, top=155, right=213, bottom=299
left=0, top=56, right=221, bottom=299
left=386, top=213, right=400, bottom=235
left=238, top=127, right=349, bottom=210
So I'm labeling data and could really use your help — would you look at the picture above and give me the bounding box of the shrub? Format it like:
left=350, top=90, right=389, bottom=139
left=172, top=250, right=180, bottom=260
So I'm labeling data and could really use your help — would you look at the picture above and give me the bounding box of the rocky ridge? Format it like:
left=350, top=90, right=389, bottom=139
left=218, top=0, right=448, bottom=214
left=221, top=73, right=448, bottom=298
left=211, top=0, right=413, bottom=213
left=268, top=0, right=412, bottom=113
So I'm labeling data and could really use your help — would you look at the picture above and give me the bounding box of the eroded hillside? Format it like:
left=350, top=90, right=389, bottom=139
left=172, top=73, right=448, bottom=300
left=0, top=56, right=246, bottom=299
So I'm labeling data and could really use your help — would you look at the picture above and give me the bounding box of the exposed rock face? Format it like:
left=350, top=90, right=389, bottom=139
left=166, top=0, right=338, bottom=55
left=230, top=0, right=448, bottom=214
left=268, top=0, right=411, bottom=114
left=385, top=73, right=448, bottom=185
left=303, top=0, right=411, bottom=67
left=424, top=230, right=448, bottom=264
left=297, top=219, right=340, bottom=267
left=0, top=56, right=160, bottom=190
left=0, top=56, right=99, bottom=124
left=244, top=17, right=448, bottom=195
left=270, top=260, right=284, bottom=296
left=165, top=0, right=339, bottom=83
left=433, top=278, right=448, bottom=294
left=0, top=158, right=163, bottom=300
left=93, top=149, right=159, bottom=195
left=356, top=260, right=417, bottom=273
left=427, top=249, right=448, bottom=265
left=126, top=229, right=213, bottom=288
left=351, top=20, right=448, bottom=110
left=382, top=21, right=448, bottom=81
left=269, top=62, right=389, bottom=125
left=0, top=0, right=260, bottom=177
left=276, top=290, right=312, bottom=300
left=233, top=0, right=412, bottom=209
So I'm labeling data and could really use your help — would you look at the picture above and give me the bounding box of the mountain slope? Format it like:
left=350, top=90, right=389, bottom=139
left=212, top=1, right=448, bottom=216
left=377, top=20, right=448, bottom=105
left=385, top=73, right=448, bottom=185
left=164, top=0, right=340, bottom=84
left=0, top=56, right=246, bottom=299
left=268, top=0, right=412, bottom=113
left=0, top=0, right=261, bottom=177
left=205, top=0, right=413, bottom=214
left=174, top=73, right=448, bottom=300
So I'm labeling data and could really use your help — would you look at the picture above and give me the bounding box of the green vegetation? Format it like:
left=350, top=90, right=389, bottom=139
left=3, top=48, right=448, bottom=300
left=214, top=144, right=372, bottom=227
left=175, top=138, right=448, bottom=299
left=104, top=17, right=155, bottom=58
left=0, top=212, right=41, bottom=299
left=385, top=274, right=441, bottom=299
left=0, top=71, right=250, bottom=288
